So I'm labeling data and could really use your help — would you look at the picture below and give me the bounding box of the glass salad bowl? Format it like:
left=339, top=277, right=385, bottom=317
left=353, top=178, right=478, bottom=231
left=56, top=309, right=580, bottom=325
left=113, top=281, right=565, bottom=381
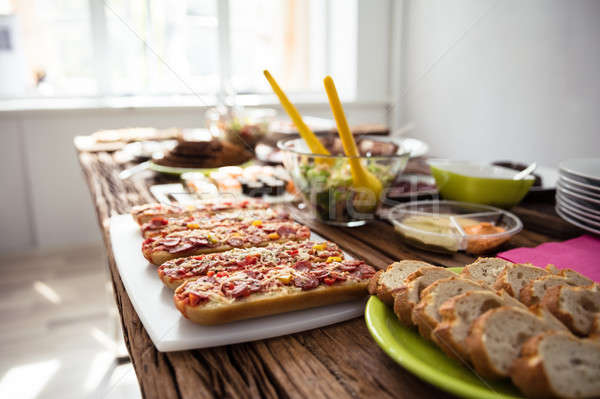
left=278, top=136, right=410, bottom=226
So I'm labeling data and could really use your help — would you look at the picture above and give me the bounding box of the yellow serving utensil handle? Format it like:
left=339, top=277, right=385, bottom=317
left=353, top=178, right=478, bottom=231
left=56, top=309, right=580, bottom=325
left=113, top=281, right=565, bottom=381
left=263, top=70, right=330, bottom=156
left=323, top=76, right=366, bottom=181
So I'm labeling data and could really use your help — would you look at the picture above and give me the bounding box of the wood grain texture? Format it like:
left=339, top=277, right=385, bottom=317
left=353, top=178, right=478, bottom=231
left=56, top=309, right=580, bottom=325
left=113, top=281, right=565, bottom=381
left=77, top=150, right=580, bottom=399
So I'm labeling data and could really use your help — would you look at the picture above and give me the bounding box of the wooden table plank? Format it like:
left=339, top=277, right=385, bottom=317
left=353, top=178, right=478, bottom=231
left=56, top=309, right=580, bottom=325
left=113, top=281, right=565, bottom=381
left=76, top=150, right=581, bottom=399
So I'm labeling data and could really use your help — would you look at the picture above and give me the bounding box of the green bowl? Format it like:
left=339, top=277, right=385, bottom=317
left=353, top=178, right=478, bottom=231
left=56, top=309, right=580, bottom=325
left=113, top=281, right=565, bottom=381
left=429, top=160, right=534, bottom=208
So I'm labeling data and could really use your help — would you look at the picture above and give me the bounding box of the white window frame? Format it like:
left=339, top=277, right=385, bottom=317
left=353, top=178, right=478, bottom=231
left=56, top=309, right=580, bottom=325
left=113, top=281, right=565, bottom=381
left=1, top=0, right=396, bottom=114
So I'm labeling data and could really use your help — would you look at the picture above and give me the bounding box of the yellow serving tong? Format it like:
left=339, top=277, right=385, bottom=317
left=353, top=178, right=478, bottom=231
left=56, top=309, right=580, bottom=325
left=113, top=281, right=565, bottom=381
left=263, top=70, right=332, bottom=164
left=323, top=76, right=383, bottom=208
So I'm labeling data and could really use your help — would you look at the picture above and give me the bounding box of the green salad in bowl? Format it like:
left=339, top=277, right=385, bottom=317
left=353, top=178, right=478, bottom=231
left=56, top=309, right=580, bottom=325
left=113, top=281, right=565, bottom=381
left=279, top=136, right=410, bottom=226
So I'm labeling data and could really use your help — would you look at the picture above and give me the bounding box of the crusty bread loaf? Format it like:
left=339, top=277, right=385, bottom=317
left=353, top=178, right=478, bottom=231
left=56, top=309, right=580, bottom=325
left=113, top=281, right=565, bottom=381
left=493, top=263, right=548, bottom=297
left=520, top=273, right=594, bottom=306
left=393, top=267, right=455, bottom=325
left=174, top=280, right=369, bottom=325
left=411, top=277, right=484, bottom=340
left=460, top=257, right=512, bottom=287
left=466, top=306, right=556, bottom=379
left=510, top=331, right=600, bottom=398
left=542, top=285, right=600, bottom=336
left=432, top=290, right=514, bottom=362
left=373, top=260, right=432, bottom=305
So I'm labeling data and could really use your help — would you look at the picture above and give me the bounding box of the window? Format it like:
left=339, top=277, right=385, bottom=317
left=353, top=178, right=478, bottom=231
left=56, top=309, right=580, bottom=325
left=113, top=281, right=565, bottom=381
left=2, top=0, right=357, bottom=100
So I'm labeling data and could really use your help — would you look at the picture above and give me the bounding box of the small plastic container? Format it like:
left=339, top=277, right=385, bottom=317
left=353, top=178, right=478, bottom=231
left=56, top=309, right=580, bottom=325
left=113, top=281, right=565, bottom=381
left=388, top=200, right=522, bottom=254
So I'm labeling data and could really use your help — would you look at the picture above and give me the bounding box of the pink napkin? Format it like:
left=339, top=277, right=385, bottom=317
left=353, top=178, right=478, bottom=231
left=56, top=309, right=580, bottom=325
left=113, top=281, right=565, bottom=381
left=497, top=235, right=600, bottom=282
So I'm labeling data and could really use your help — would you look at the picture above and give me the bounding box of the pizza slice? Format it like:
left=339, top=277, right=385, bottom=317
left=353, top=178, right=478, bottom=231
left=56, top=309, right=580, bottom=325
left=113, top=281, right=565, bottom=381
left=142, top=220, right=311, bottom=265
left=141, top=208, right=290, bottom=238
left=131, top=203, right=186, bottom=225
left=130, top=199, right=269, bottom=225
left=173, top=256, right=376, bottom=324
left=158, top=240, right=344, bottom=289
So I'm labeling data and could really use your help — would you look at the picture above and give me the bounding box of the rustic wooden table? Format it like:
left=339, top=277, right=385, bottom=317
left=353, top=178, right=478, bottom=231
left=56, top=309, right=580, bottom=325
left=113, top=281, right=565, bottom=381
left=77, top=150, right=583, bottom=399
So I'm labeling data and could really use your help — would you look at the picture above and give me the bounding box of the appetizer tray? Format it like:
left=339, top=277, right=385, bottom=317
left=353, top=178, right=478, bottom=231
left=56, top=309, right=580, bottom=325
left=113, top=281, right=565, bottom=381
left=109, top=214, right=365, bottom=351
left=365, top=267, right=522, bottom=399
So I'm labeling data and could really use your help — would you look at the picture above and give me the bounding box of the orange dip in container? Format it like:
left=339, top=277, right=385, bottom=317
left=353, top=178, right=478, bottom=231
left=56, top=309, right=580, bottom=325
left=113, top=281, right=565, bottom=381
left=463, top=222, right=507, bottom=254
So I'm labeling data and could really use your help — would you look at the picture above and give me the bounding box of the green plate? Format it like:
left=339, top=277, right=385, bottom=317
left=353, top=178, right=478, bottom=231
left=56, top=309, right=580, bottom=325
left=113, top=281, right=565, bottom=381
left=364, top=267, right=523, bottom=399
left=149, top=160, right=254, bottom=176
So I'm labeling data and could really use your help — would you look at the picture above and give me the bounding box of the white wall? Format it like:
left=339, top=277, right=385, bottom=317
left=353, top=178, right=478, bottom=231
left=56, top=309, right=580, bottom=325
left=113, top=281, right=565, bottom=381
left=0, top=103, right=388, bottom=253
left=399, top=0, right=600, bottom=165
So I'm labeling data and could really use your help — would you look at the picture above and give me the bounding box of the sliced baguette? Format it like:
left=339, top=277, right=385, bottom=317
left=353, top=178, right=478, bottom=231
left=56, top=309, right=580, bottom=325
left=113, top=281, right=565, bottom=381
left=520, top=274, right=592, bottom=306
left=432, top=290, right=519, bottom=362
left=174, top=279, right=369, bottom=325
left=393, top=267, right=455, bottom=325
left=493, top=263, right=548, bottom=297
left=411, top=277, right=484, bottom=340
left=373, top=260, right=432, bottom=305
left=541, top=285, right=600, bottom=336
left=510, top=331, right=600, bottom=398
left=460, top=257, right=512, bottom=287
left=466, top=306, right=558, bottom=379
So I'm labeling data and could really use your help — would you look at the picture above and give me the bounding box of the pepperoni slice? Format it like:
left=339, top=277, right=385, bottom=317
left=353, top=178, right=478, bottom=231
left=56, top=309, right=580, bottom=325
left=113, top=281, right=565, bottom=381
left=248, top=235, right=263, bottom=245
left=169, top=242, right=195, bottom=254
left=277, top=224, right=296, bottom=236
left=331, top=272, right=347, bottom=281
left=338, top=263, right=358, bottom=272
left=293, top=260, right=311, bottom=272
left=229, top=283, right=249, bottom=298
left=293, top=275, right=319, bottom=290
left=247, top=280, right=262, bottom=293
left=297, top=226, right=311, bottom=239
left=310, top=269, right=329, bottom=279
left=358, top=264, right=376, bottom=279
left=344, top=260, right=363, bottom=267
left=189, top=237, right=210, bottom=247
left=227, top=237, right=244, bottom=247
left=161, top=237, right=181, bottom=247
left=262, top=225, right=277, bottom=233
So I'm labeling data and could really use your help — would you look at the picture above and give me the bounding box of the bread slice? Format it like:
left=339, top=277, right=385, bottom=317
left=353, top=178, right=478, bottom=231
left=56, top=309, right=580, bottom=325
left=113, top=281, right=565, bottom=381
left=542, top=285, right=600, bottom=336
left=460, top=257, right=512, bottom=287
left=528, top=304, right=571, bottom=333
left=520, top=274, right=593, bottom=306
left=371, top=260, right=432, bottom=305
left=432, top=290, right=518, bottom=362
left=591, top=318, right=600, bottom=340
left=510, top=331, right=600, bottom=398
left=367, top=270, right=384, bottom=295
left=493, top=263, right=548, bottom=297
left=558, top=268, right=595, bottom=287
left=393, top=267, right=455, bottom=325
left=466, top=306, right=558, bottom=379
left=411, top=277, right=484, bottom=340
left=174, top=279, right=369, bottom=325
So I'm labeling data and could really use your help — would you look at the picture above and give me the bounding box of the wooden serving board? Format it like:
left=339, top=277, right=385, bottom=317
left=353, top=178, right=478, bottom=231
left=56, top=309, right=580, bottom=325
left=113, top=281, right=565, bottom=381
left=109, top=214, right=366, bottom=351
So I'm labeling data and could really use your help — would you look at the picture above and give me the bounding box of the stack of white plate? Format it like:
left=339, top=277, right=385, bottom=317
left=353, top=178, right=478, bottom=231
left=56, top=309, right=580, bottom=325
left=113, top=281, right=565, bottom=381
left=557, top=158, right=600, bottom=234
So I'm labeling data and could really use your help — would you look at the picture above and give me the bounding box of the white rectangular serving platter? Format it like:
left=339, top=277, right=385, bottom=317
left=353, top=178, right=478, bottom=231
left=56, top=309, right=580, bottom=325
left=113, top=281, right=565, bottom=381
left=109, top=214, right=365, bottom=352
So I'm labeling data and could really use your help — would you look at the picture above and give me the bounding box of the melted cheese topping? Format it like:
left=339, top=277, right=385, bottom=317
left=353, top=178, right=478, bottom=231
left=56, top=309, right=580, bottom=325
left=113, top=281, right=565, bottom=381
left=160, top=241, right=342, bottom=279
left=150, top=221, right=308, bottom=254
